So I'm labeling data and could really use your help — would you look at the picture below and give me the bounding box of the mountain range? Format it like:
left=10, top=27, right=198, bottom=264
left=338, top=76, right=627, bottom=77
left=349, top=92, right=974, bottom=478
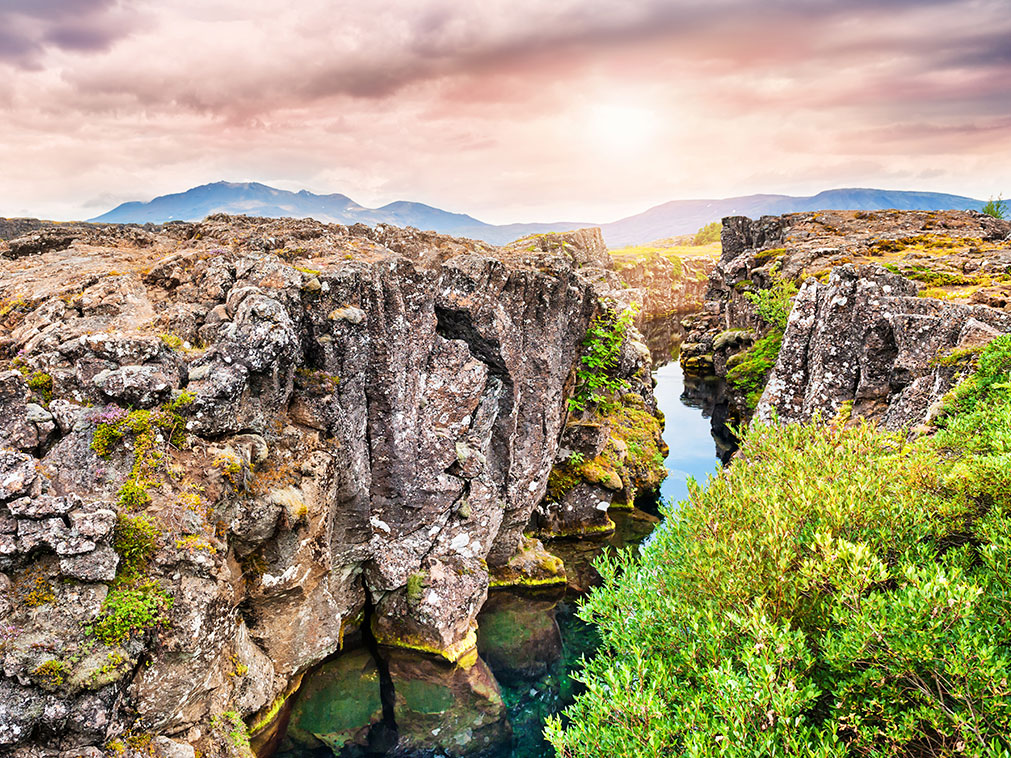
left=90, top=182, right=988, bottom=248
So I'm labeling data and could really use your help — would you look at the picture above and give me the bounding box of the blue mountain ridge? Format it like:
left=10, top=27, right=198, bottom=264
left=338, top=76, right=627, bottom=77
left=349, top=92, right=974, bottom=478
left=90, top=182, right=986, bottom=248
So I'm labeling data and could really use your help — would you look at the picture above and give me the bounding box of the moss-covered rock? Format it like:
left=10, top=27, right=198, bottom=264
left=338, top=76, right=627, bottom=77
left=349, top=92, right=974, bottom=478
left=384, top=648, right=510, bottom=757
left=477, top=590, right=562, bottom=683
left=488, top=536, right=566, bottom=590
left=284, top=650, right=383, bottom=752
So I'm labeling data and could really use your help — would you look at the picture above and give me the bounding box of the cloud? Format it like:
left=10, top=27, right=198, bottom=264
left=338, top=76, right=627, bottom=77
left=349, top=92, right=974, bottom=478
left=34, top=0, right=1010, bottom=118
left=0, top=0, right=139, bottom=67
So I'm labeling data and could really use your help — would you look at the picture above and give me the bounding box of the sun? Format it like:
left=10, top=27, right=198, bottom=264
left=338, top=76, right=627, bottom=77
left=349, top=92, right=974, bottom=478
left=584, top=103, right=658, bottom=155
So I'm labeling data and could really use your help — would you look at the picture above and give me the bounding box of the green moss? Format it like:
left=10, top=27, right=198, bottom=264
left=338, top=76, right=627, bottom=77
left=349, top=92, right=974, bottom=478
left=753, top=247, right=787, bottom=263
left=398, top=679, right=455, bottom=715
left=932, top=344, right=985, bottom=368
left=249, top=689, right=293, bottom=736
left=406, top=571, right=427, bottom=605
left=546, top=465, right=581, bottom=503
left=372, top=623, right=478, bottom=663
left=536, top=518, right=617, bottom=539
left=26, top=371, right=53, bottom=403
left=32, top=659, right=68, bottom=689
left=725, top=331, right=783, bottom=409
left=488, top=574, right=568, bottom=589
left=882, top=262, right=979, bottom=287
left=869, top=233, right=964, bottom=255
left=159, top=333, right=184, bottom=350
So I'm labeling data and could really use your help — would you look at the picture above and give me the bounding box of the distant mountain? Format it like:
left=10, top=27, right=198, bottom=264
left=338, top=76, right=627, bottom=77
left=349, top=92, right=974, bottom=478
left=598, top=189, right=987, bottom=247
left=91, top=183, right=986, bottom=248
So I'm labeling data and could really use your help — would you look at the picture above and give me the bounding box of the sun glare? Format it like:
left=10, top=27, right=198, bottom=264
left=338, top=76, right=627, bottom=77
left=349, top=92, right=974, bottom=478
left=585, top=103, right=658, bottom=155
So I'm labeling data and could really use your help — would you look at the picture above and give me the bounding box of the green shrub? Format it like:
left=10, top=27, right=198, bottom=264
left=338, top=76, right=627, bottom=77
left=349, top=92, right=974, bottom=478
left=725, top=331, right=783, bottom=409
left=113, top=513, right=160, bottom=580
left=568, top=304, right=637, bottom=412
left=743, top=273, right=797, bottom=330
left=88, top=579, right=173, bottom=644
left=982, top=195, right=1007, bottom=219
left=692, top=221, right=721, bottom=247
left=722, top=270, right=798, bottom=408
left=547, top=337, right=1011, bottom=756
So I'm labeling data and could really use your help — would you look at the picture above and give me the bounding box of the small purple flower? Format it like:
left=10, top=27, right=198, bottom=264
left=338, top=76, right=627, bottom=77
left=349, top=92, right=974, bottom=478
left=89, top=404, right=127, bottom=425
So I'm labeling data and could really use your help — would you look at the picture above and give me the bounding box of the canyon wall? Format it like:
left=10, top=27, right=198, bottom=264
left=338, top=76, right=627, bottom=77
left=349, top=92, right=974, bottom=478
left=0, top=218, right=662, bottom=757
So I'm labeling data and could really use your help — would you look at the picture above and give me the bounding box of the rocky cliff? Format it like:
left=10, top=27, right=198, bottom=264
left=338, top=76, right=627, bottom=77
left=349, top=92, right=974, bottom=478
left=0, top=218, right=664, bottom=757
left=681, top=209, right=1011, bottom=425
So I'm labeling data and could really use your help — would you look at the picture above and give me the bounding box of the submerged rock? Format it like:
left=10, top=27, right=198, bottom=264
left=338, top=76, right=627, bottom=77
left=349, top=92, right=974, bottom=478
left=285, top=650, right=384, bottom=753
left=384, top=648, right=510, bottom=757
left=477, top=590, right=563, bottom=684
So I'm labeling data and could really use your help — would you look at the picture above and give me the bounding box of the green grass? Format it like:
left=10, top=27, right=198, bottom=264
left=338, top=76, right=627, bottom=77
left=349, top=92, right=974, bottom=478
left=547, top=336, right=1011, bottom=757
left=609, top=242, right=720, bottom=271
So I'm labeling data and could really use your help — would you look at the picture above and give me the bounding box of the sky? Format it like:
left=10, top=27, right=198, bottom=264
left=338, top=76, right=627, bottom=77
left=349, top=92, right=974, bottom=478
left=1, top=0, right=1010, bottom=223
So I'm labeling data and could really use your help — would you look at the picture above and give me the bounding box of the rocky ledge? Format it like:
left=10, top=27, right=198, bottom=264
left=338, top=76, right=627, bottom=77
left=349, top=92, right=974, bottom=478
left=681, top=209, right=1011, bottom=425
left=0, top=217, right=665, bottom=756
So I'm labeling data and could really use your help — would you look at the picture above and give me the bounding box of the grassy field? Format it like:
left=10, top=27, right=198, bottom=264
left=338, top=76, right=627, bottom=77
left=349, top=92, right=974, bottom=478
left=609, top=240, right=721, bottom=270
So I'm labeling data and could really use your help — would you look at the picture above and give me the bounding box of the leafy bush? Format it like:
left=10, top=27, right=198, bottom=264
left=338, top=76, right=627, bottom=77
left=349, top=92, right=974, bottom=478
left=725, top=331, right=784, bottom=409
left=88, top=579, right=173, bottom=644
left=743, top=273, right=798, bottom=330
left=568, top=304, right=637, bottom=412
left=982, top=195, right=1007, bottom=219
left=692, top=221, right=722, bottom=247
left=547, top=337, right=1011, bottom=756
left=723, top=272, right=798, bottom=408
left=113, top=513, right=160, bottom=580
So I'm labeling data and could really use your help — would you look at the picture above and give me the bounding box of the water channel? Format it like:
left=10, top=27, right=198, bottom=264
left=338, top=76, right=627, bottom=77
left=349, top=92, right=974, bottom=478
left=270, top=334, right=733, bottom=758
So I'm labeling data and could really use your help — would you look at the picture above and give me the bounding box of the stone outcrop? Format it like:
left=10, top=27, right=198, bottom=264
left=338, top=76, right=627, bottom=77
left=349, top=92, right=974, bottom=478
left=757, top=263, right=1011, bottom=429
left=0, top=216, right=663, bottom=756
left=682, top=209, right=1011, bottom=423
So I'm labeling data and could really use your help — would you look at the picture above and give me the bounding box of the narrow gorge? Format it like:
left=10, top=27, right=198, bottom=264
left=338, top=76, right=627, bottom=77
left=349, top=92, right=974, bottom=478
left=3, top=206, right=1010, bottom=758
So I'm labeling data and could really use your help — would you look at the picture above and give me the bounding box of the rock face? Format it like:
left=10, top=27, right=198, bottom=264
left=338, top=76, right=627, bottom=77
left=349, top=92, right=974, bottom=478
left=682, top=209, right=1011, bottom=423
left=616, top=255, right=713, bottom=323
left=757, top=263, right=1011, bottom=429
left=0, top=216, right=661, bottom=756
